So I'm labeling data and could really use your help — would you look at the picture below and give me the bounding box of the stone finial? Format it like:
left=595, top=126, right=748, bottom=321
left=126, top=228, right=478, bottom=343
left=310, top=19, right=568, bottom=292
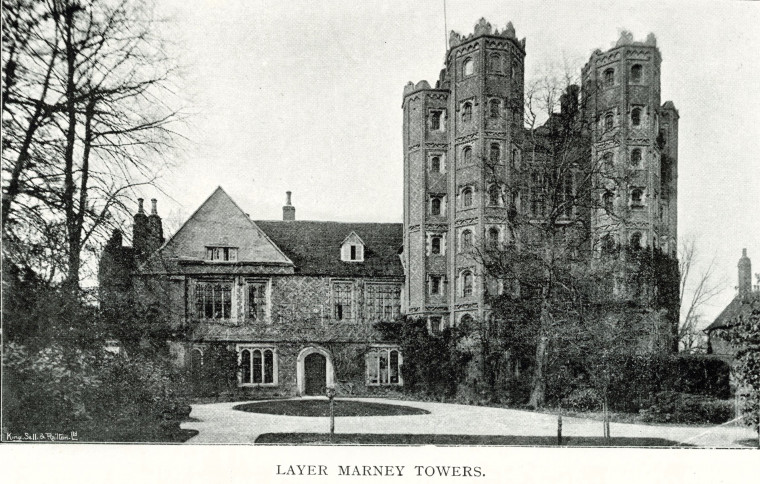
left=646, top=33, right=657, bottom=46
left=449, top=30, right=462, bottom=47
left=616, top=30, right=634, bottom=46
left=505, top=21, right=516, bottom=39
left=137, top=198, right=145, bottom=214
left=474, top=18, right=492, bottom=36
left=150, top=198, right=157, bottom=215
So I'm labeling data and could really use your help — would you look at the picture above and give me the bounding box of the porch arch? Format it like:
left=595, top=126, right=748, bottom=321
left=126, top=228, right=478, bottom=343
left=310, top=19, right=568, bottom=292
left=296, top=345, right=335, bottom=396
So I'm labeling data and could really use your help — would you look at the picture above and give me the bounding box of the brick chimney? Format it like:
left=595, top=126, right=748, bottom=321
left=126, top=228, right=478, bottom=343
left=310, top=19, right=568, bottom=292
left=147, top=198, right=164, bottom=252
left=133, top=198, right=149, bottom=261
left=738, top=248, right=752, bottom=295
left=283, top=191, right=295, bottom=221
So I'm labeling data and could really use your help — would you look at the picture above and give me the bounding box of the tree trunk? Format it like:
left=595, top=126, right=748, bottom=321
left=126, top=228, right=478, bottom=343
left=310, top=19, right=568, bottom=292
left=62, top=6, right=79, bottom=295
left=528, top=332, right=547, bottom=408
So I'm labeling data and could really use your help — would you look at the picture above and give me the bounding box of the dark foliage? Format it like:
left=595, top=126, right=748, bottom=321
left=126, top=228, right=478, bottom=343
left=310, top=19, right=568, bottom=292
left=639, top=391, right=734, bottom=424
left=377, top=317, right=471, bottom=398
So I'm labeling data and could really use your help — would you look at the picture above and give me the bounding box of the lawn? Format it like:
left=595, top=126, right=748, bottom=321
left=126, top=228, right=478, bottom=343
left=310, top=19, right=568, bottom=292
left=255, top=433, right=689, bottom=447
left=234, top=399, right=430, bottom=417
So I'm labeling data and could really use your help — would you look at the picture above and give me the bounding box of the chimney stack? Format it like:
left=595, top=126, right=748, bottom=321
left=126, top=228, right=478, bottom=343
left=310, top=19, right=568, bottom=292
left=738, top=248, right=752, bottom=295
left=150, top=198, right=158, bottom=215
left=283, top=191, right=295, bottom=221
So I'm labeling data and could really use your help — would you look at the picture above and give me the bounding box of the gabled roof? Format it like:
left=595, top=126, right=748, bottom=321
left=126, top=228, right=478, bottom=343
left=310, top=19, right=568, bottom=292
left=254, top=221, right=403, bottom=277
left=141, top=187, right=292, bottom=271
left=341, top=231, right=366, bottom=246
left=705, top=291, right=760, bottom=332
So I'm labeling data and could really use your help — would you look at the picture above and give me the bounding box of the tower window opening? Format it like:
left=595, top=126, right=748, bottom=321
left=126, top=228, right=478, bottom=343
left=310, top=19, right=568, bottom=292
left=604, top=113, right=614, bottom=131
left=511, top=61, right=518, bottom=79
left=489, top=143, right=500, bottom=163
left=461, top=230, right=473, bottom=251
left=462, top=102, right=473, bottom=123
left=431, top=156, right=441, bottom=173
left=430, top=275, right=442, bottom=295
left=462, top=271, right=473, bottom=297
left=489, top=53, right=501, bottom=72
left=488, top=185, right=500, bottom=206
left=462, top=145, right=472, bottom=164
left=602, top=191, right=614, bottom=213
left=630, top=231, right=643, bottom=249
left=603, top=68, right=615, bottom=87
left=462, top=187, right=473, bottom=207
left=489, top=99, right=500, bottom=118
left=631, top=64, right=643, bottom=83
left=431, top=235, right=442, bottom=255
left=463, top=58, right=474, bottom=76
left=511, top=148, right=520, bottom=168
left=631, top=108, right=642, bottom=127
left=601, top=234, right=617, bottom=255
left=630, top=148, right=642, bottom=167
left=488, top=227, right=499, bottom=249
left=430, top=196, right=442, bottom=216
left=602, top=152, right=614, bottom=169
left=430, top=110, right=442, bottom=130
left=631, top=188, right=644, bottom=207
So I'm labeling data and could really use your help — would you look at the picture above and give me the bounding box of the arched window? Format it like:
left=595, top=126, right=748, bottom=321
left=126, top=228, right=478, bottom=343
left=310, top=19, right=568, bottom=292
left=462, top=102, right=472, bottom=123
left=511, top=148, right=520, bottom=168
left=631, top=108, right=642, bottom=127
left=488, top=227, right=499, bottom=249
left=461, top=230, right=473, bottom=251
left=431, top=196, right=442, bottom=216
left=489, top=143, right=500, bottom=163
left=489, top=53, right=501, bottom=72
left=602, top=191, right=614, bottom=213
left=604, top=113, right=614, bottom=131
left=511, top=61, right=518, bottom=79
left=488, top=185, right=500, bottom=206
left=462, top=272, right=473, bottom=297
left=462, top=187, right=473, bottom=207
left=631, top=64, right=643, bottom=83
left=239, top=347, right=275, bottom=385
left=603, top=68, right=615, bottom=87
left=630, top=231, right=643, bottom=249
left=460, top=313, right=474, bottom=326
left=463, top=58, right=474, bottom=76
left=602, top=152, right=614, bottom=168
left=631, top=188, right=644, bottom=207
left=462, top=145, right=472, bottom=164
left=431, top=156, right=441, bottom=173
left=489, top=99, right=500, bottom=118
left=601, top=234, right=617, bottom=255
left=430, top=111, right=441, bottom=130
left=630, top=148, right=642, bottom=166
left=366, top=347, right=402, bottom=385
left=431, top=236, right=441, bottom=255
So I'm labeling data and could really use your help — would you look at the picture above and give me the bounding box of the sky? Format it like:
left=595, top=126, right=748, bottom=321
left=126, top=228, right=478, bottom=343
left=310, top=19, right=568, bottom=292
left=146, top=0, right=759, bottom=325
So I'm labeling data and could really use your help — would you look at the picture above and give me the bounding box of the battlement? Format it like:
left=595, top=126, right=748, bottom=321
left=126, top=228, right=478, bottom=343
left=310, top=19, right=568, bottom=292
left=403, top=79, right=449, bottom=98
left=448, top=18, right=525, bottom=51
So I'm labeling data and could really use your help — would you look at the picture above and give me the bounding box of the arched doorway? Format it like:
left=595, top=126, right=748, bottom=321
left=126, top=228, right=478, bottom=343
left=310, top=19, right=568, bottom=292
left=296, top=346, right=334, bottom=396
left=304, top=353, right=327, bottom=396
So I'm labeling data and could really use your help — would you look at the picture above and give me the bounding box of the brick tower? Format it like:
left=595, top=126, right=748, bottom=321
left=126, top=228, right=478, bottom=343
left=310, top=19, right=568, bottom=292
left=582, top=31, right=679, bottom=256
left=402, top=19, right=526, bottom=330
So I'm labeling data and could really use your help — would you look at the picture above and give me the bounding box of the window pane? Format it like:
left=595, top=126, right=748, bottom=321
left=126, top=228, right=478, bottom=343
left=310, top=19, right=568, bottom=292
left=241, top=350, right=251, bottom=383
left=367, top=352, right=379, bottom=384
left=264, top=350, right=274, bottom=384
left=390, top=350, right=399, bottom=384
left=252, top=350, right=262, bottom=383
left=379, top=351, right=389, bottom=384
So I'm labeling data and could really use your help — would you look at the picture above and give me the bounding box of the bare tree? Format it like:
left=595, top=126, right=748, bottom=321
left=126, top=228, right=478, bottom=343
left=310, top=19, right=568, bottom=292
left=678, top=236, right=727, bottom=353
left=2, top=0, right=183, bottom=293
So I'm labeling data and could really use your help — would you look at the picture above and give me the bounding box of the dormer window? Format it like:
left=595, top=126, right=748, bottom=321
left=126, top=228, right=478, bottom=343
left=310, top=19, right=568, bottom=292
left=206, top=246, right=238, bottom=262
left=341, top=232, right=365, bottom=262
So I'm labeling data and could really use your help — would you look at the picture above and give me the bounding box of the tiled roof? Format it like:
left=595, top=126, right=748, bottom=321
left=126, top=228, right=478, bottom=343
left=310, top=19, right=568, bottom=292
left=141, top=187, right=292, bottom=272
left=705, top=291, right=760, bottom=332
left=254, top=220, right=403, bottom=277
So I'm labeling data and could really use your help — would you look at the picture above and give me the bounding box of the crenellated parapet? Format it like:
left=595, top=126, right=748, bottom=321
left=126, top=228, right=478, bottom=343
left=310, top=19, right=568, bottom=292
left=448, top=18, right=525, bottom=51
